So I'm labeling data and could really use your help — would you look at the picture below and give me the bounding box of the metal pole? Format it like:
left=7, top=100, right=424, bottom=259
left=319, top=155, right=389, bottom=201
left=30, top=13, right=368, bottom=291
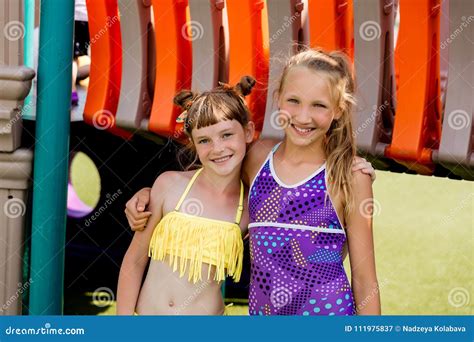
left=29, top=0, right=74, bottom=315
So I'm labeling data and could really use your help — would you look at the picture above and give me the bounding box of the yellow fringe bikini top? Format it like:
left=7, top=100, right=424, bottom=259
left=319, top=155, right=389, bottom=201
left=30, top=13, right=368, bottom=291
left=148, top=168, right=244, bottom=283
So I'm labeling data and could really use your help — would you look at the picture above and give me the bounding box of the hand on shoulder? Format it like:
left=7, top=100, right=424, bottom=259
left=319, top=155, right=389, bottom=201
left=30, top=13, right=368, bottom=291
left=352, top=156, right=376, bottom=182
left=351, top=169, right=373, bottom=196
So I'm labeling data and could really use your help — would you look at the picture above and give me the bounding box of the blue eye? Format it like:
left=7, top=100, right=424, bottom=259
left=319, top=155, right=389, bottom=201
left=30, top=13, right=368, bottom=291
left=198, top=139, right=209, bottom=144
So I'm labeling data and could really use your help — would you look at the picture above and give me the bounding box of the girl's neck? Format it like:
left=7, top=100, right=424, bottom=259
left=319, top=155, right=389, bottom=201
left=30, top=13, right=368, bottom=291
left=199, top=167, right=241, bottom=196
left=279, top=138, right=326, bottom=165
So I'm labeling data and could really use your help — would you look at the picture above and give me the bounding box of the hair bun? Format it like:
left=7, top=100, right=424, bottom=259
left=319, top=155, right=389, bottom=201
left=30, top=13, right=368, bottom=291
left=235, top=75, right=256, bottom=97
left=173, top=90, right=197, bottom=109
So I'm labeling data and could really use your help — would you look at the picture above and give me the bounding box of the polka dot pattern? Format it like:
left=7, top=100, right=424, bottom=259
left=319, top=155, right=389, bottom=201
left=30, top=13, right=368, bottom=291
left=249, top=154, right=356, bottom=316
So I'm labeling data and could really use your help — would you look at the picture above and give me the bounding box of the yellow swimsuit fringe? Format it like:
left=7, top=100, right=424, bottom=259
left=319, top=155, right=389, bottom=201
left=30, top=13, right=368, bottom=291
left=148, top=169, right=244, bottom=284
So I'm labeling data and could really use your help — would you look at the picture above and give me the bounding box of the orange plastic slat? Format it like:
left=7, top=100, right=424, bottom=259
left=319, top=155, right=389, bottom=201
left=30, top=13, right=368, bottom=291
left=307, top=0, right=354, bottom=58
left=83, top=0, right=132, bottom=139
left=149, top=0, right=192, bottom=139
left=386, top=0, right=442, bottom=174
left=226, top=0, right=269, bottom=136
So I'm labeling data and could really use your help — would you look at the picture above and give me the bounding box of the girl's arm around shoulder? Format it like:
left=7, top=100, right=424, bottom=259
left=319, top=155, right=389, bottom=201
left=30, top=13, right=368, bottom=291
left=242, top=138, right=281, bottom=186
left=345, top=170, right=381, bottom=315
left=116, top=171, right=179, bottom=315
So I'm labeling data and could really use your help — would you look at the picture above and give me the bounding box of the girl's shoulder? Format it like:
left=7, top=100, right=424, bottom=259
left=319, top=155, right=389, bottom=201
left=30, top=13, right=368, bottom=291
left=351, top=169, right=373, bottom=193
left=248, top=138, right=281, bottom=157
left=150, top=170, right=199, bottom=212
left=151, top=170, right=197, bottom=195
left=243, top=138, right=281, bottom=185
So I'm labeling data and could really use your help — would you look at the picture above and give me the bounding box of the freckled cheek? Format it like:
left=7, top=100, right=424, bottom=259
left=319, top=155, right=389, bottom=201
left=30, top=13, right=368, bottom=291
left=195, top=145, right=212, bottom=160
left=228, top=139, right=246, bottom=159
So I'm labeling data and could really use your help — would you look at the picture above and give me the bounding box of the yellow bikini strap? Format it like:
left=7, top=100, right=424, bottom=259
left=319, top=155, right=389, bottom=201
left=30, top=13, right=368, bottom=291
left=174, top=168, right=203, bottom=211
left=174, top=168, right=244, bottom=224
left=234, top=180, right=244, bottom=225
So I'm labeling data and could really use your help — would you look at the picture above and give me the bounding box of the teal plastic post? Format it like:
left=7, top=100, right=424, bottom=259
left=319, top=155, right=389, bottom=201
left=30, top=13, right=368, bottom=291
left=22, top=0, right=35, bottom=120
left=28, top=0, right=74, bottom=315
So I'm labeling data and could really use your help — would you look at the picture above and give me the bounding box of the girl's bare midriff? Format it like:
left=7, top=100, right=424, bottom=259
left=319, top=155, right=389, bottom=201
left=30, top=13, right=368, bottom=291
left=136, top=257, right=225, bottom=315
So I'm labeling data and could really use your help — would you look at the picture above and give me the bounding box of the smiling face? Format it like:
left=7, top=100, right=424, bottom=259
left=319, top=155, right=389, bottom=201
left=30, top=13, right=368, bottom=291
left=191, top=118, right=254, bottom=176
left=277, top=66, right=339, bottom=150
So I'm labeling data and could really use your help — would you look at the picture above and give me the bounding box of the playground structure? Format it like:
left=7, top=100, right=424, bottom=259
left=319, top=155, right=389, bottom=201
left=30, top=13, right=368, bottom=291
left=0, top=0, right=472, bottom=315
left=82, top=0, right=473, bottom=179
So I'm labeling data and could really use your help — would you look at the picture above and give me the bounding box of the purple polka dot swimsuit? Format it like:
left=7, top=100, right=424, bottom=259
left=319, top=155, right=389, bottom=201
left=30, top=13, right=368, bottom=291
left=248, top=143, right=356, bottom=316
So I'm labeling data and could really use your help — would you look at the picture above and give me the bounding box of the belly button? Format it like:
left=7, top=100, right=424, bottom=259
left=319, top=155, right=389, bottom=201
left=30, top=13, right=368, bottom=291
left=168, top=301, right=174, bottom=307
